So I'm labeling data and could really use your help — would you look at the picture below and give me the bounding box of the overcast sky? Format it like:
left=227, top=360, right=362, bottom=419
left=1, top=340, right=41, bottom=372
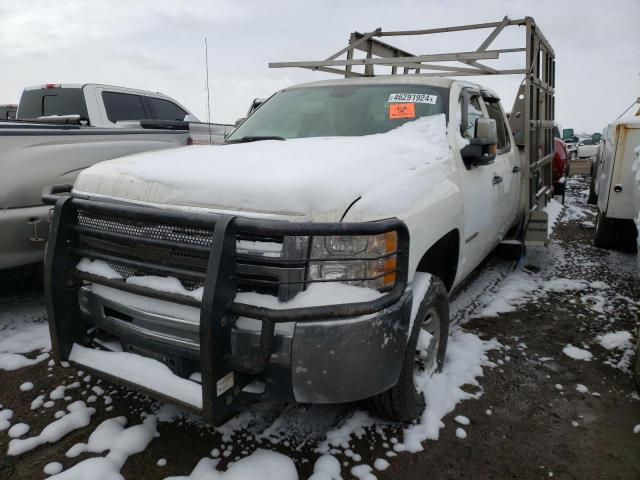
left=1, top=0, right=637, bottom=133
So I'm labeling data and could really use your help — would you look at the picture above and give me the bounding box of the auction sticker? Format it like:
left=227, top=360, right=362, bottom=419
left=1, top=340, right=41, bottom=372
left=216, top=371, right=235, bottom=397
left=389, top=103, right=416, bottom=119
left=388, top=93, right=437, bottom=104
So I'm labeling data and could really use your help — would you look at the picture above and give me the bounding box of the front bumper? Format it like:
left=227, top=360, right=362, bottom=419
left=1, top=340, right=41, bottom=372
left=77, top=284, right=412, bottom=405
left=44, top=195, right=410, bottom=424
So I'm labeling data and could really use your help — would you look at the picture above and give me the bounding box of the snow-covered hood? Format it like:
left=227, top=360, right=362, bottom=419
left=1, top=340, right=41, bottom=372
left=73, top=115, right=452, bottom=221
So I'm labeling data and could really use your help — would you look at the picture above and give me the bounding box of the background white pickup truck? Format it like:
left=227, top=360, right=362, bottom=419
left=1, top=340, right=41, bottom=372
left=15, top=83, right=233, bottom=144
left=1, top=84, right=233, bottom=272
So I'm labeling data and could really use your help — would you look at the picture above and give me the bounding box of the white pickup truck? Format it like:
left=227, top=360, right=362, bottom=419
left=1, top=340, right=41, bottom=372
left=44, top=18, right=557, bottom=425
left=1, top=84, right=233, bottom=272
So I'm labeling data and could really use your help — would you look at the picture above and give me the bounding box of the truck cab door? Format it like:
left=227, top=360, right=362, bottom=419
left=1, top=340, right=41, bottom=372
left=484, top=99, right=519, bottom=238
left=455, top=91, right=502, bottom=276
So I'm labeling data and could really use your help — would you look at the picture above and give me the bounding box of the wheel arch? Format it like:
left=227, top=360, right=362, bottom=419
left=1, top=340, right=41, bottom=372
left=414, top=229, right=460, bottom=292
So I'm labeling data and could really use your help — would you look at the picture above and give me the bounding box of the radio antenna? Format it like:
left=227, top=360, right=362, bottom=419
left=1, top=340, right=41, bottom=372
left=205, top=37, right=212, bottom=143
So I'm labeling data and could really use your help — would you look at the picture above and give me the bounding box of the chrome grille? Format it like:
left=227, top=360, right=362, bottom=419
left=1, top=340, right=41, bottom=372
left=76, top=210, right=299, bottom=298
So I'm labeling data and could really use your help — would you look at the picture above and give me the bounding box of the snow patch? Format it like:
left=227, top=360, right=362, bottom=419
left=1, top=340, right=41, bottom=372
left=597, top=331, right=633, bottom=350
left=76, top=258, right=122, bottom=279
left=575, top=384, right=589, bottom=394
left=69, top=344, right=202, bottom=408
left=544, top=199, right=564, bottom=236
left=53, top=415, right=159, bottom=479
left=316, top=411, right=373, bottom=454
left=127, top=275, right=204, bottom=302
left=562, top=344, right=593, bottom=361
left=8, top=423, right=30, bottom=438
left=164, top=449, right=298, bottom=480
left=0, top=409, right=13, bottom=431
left=454, top=415, right=470, bottom=425
left=309, top=455, right=342, bottom=480
left=235, top=282, right=383, bottom=310
left=350, top=464, right=375, bottom=480
left=394, top=330, right=499, bottom=452
left=0, top=352, right=49, bottom=371
left=44, top=462, right=64, bottom=475
left=373, top=458, right=389, bottom=471
left=8, top=401, right=95, bottom=456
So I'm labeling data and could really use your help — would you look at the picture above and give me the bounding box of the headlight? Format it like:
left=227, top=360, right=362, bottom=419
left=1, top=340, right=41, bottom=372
left=308, top=232, right=397, bottom=290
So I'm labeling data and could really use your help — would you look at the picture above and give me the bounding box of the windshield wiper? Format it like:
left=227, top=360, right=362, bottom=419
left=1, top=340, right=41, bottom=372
left=225, top=135, right=286, bottom=144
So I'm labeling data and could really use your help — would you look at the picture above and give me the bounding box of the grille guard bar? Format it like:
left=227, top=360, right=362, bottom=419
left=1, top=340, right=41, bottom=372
left=44, top=195, right=410, bottom=424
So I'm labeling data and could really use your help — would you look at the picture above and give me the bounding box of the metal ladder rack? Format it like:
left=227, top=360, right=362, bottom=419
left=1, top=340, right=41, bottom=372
left=270, top=16, right=556, bottom=244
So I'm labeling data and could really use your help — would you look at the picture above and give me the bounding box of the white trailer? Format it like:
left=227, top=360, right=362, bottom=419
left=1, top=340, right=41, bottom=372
left=592, top=113, right=640, bottom=252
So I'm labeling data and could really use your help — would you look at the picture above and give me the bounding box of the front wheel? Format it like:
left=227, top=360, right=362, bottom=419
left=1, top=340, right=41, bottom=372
left=368, top=276, right=449, bottom=422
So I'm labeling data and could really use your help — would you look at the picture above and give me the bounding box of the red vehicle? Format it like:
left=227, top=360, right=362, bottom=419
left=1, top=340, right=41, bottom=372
left=553, top=130, right=569, bottom=200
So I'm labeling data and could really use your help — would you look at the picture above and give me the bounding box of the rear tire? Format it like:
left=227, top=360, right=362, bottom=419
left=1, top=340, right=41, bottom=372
left=367, top=276, right=449, bottom=422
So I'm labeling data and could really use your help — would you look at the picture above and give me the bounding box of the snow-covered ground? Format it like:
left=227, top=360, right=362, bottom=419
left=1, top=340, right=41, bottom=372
left=0, top=176, right=638, bottom=479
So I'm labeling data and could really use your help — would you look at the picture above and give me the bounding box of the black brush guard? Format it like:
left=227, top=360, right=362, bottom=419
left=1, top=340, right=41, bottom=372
left=43, top=192, right=409, bottom=424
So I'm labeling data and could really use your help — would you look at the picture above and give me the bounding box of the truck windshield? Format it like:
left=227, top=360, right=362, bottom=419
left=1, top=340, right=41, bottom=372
left=17, top=87, right=89, bottom=120
left=226, top=84, right=446, bottom=141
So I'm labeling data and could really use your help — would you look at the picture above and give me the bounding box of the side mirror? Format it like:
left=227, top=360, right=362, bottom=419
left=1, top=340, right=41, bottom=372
left=235, top=117, right=245, bottom=126
left=461, top=118, right=498, bottom=167
left=183, top=114, right=199, bottom=123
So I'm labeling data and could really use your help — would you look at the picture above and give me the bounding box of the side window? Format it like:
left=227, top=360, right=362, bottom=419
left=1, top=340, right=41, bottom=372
left=460, top=94, right=485, bottom=140
left=102, top=92, right=148, bottom=123
left=147, top=97, right=188, bottom=121
left=486, top=102, right=510, bottom=152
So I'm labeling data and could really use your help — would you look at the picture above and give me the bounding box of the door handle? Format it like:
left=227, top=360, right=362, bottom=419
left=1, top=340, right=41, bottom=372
left=492, top=175, right=503, bottom=185
left=512, top=166, right=521, bottom=173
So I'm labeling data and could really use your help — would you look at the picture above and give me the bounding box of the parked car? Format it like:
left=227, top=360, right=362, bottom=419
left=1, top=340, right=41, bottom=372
left=588, top=127, right=608, bottom=204
left=43, top=18, right=557, bottom=425
left=553, top=137, right=569, bottom=200
left=592, top=117, right=639, bottom=252
left=1, top=84, right=233, bottom=273
left=577, top=136, right=601, bottom=158
left=562, top=127, right=579, bottom=159
left=0, top=104, right=17, bottom=120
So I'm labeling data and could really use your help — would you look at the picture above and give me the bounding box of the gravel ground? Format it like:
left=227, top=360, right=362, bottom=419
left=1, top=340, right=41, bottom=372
left=0, top=176, right=638, bottom=480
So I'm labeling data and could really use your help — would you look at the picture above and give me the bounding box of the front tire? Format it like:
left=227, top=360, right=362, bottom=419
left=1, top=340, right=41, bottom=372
left=368, top=276, right=449, bottom=422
